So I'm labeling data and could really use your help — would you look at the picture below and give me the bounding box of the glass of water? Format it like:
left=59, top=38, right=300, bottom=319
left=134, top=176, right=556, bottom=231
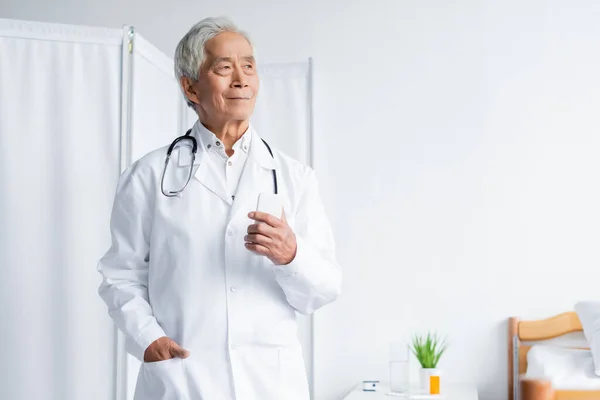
left=389, top=342, right=410, bottom=394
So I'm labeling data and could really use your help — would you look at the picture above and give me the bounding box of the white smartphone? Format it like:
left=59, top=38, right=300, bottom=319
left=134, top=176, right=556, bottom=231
left=256, top=193, right=284, bottom=219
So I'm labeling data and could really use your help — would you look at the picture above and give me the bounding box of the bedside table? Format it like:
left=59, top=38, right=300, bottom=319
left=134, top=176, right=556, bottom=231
left=342, top=383, right=478, bottom=400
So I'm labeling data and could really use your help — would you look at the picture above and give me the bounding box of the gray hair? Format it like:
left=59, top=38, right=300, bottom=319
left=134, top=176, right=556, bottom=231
left=174, top=17, right=253, bottom=108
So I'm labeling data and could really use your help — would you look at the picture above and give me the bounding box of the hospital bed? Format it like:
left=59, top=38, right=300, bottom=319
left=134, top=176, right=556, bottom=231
left=509, top=312, right=600, bottom=400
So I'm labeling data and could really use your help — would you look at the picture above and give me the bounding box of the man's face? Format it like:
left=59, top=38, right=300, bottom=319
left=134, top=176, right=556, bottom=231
left=185, top=31, right=259, bottom=123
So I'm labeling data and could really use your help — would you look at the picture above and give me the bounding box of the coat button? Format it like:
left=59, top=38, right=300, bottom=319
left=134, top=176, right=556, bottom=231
left=230, top=286, right=236, bottom=292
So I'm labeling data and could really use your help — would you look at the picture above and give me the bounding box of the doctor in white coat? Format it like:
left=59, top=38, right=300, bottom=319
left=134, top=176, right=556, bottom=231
left=97, top=16, right=341, bottom=400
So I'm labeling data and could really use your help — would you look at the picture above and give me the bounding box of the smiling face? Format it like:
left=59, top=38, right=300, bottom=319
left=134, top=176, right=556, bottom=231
left=181, top=31, right=259, bottom=125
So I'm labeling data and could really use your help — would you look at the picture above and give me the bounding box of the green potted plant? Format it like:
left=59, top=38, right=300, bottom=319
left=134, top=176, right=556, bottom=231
left=409, top=332, right=447, bottom=393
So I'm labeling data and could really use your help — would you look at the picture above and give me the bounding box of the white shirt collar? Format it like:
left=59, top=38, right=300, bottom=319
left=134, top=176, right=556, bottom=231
left=196, top=122, right=252, bottom=154
left=180, top=121, right=274, bottom=168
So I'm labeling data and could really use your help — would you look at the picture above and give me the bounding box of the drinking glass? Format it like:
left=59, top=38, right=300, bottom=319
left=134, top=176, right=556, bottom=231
left=389, top=342, right=410, bottom=394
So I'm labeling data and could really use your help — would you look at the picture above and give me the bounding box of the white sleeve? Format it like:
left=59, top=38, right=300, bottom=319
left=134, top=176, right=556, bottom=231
left=97, top=162, right=165, bottom=361
left=273, top=169, right=342, bottom=314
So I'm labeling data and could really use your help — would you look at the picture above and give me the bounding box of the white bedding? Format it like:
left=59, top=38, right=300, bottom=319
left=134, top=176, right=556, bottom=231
left=525, top=345, right=600, bottom=390
left=575, top=301, right=600, bottom=376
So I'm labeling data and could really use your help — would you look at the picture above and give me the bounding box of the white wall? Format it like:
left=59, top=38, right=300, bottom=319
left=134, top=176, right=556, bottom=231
left=4, top=1, right=600, bottom=399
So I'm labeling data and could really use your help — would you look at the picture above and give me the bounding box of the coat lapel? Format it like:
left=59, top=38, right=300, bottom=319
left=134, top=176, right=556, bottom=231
left=229, top=129, right=278, bottom=222
left=175, top=123, right=231, bottom=204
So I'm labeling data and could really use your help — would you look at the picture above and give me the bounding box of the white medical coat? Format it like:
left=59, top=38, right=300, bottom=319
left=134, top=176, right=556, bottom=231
left=97, top=121, right=341, bottom=400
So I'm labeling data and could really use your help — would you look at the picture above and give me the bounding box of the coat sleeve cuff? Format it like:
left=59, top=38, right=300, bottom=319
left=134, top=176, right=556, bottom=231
left=131, top=322, right=166, bottom=361
left=273, top=236, right=315, bottom=278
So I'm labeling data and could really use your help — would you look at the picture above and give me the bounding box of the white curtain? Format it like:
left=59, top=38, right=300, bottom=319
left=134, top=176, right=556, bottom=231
left=130, top=35, right=183, bottom=161
left=252, top=62, right=313, bottom=167
left=0, top=18, right=121, bottom=400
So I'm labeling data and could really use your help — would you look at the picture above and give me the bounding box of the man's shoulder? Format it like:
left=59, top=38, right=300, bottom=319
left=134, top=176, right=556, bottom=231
left=270, top=149, right=321, bottom=199
left=120, top=144, right=170, bottom=183
left=130, top=145, right=170, bottom=170
left=272, top=148, right=313, bottom=180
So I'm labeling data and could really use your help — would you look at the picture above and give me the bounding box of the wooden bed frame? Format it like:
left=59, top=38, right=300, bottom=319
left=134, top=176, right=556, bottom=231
left=508, top=312, right=599, bottom=400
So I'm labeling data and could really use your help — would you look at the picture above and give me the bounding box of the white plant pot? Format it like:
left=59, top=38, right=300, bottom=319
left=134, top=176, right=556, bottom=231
left=419, top=368, right=440, bottom=393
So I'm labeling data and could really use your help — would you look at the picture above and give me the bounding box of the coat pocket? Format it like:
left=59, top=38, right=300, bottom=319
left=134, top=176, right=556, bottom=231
left=134, top=357, right=189, bottom=400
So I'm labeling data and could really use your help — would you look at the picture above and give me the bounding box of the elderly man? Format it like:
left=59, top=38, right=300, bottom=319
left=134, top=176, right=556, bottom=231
left=97, top=16, right=341, bottom=400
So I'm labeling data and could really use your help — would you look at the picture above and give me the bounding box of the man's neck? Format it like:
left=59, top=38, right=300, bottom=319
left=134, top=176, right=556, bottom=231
left=199, top=118, right=249, bottom=152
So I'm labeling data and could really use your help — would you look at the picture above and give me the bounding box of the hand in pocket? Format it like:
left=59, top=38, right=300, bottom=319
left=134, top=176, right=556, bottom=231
left=144, top=336, right=190, bottom=363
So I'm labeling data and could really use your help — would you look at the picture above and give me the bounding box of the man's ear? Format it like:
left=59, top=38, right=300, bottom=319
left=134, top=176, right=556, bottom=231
left=180, top=76, right=199, bottom=105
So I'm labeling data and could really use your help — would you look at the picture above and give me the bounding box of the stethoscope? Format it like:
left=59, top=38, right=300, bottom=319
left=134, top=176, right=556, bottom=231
left=161, top=129, right=277, bottom=197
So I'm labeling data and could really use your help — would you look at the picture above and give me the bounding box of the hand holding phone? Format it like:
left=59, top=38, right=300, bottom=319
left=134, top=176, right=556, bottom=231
left=256, top=193, right=283, bottom=219
left=246, top=193, right=297, bottom=265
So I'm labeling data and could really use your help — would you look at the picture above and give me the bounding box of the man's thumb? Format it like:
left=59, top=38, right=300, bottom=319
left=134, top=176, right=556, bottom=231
left=169, top=341, right=190, bottom=359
